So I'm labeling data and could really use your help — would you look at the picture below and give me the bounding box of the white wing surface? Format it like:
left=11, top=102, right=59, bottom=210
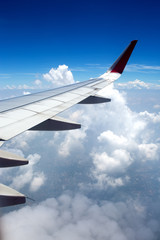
left=0, top=40, right=137, bottom=207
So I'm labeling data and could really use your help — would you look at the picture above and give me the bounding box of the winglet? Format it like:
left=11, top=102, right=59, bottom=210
left=108, top=40, right=138, bottom=74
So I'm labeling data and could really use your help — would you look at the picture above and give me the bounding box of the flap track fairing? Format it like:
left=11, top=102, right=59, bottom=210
left=0, top=184, right=26, bottom=207
left=29, top=116, right=81, bottom=131
left=0, top=150, right=28, bottom=168
left=78, top=95, right=111, bottom=104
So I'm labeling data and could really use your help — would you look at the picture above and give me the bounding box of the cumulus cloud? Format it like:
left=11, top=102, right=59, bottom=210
left=92, top=149, right=132, bottom=173
left=2, top=193, right=159, bottom=240
left=61, top=84, right=160, bottom=190
left=138, top=143, right=159, bottom=161
left=43, top=65, right=75, bottom=87
left=0, top=144, right=45, bottom=193
left=5, top=131, right=40, bottom=151
left=29, top=172, right=46, bottom=192
left=139, top=111, right=160, bottom=123
left=98, top=130, right=128, bottom=147
left=58, top=129, right=86, bottom=157
left=9, top=153, right=45, bottom=191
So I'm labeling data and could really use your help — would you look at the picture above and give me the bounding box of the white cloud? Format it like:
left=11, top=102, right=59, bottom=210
left=43, top=65, right=75, bottom=87
left=98, top=130, right=128, bottom=147
left=116, top=79, right=160, bottom=90
left=91, top=148, right=132, bottom=188
left=117, top=79, right=150, bottom=89
left=34, top=79, right=42, bottom=86
left=29, top=172, right=46, bottom=192
left=6, top=131, right=40, bottom=151
left=23, top=91, right=31, bottom=95
left=139, top=111, right=160, bottom=123
left=92, top=150, right=131, bottom=174
left=138, top=143, right=158, bottom=161
left=9, top=153, right=45, bottom=191
left=36, top=82, right=160, bottom=190
left=58, top=129, right=86, bottom=157
left=2, top=194, right=159, bottom=240
left=92, top=174, right=129, bottom=188
left=71, top=84, right=159, bottom=189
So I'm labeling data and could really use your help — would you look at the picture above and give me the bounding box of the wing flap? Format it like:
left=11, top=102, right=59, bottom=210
left=0, top=184, right=26, bottom=207
left=0, top=150, right=28, bottom=167
left=79, top=95, right=111, bottom=104
left=30, top=116, right=81, bottom=131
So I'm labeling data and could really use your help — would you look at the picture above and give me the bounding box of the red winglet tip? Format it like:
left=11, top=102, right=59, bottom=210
left=109, top=40, right=138, bottom=74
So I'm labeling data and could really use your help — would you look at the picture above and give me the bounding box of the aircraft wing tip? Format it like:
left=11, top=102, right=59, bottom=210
left=108, top=39, right=138, bottom=74
left=131, top=40, right=138, bottom=42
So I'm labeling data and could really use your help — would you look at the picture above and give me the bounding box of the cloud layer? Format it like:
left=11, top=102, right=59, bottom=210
left=2, top=66, right=160, bottom=194
left=117, top=79, right=160, bottom=89
left=1, top=66, right=160, bottom=194
left=2, top=194, right=159, bottom=240
left=1, top=65, right=160, bottom=239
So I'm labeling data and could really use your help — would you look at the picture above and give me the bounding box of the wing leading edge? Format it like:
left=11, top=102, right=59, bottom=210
left=0, top=40, right=137, bottom=207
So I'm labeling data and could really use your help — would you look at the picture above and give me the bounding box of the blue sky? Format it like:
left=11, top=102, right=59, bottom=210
left=0, top=0, right=160, bottom=87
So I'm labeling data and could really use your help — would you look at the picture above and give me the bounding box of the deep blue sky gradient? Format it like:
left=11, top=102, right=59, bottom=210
left=0, top=0, right=159, bottom=86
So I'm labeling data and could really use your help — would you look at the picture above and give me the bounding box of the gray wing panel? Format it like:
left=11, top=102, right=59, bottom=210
left=0, top=78, right=98, bottom=113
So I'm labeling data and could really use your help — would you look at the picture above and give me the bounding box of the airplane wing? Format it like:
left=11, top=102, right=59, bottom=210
left=0, top=40, right=137, bottom=207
